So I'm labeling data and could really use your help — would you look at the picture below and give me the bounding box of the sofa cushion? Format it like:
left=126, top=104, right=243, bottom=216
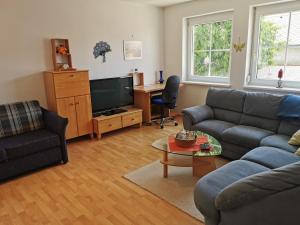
left=241, top=147, right=300, bottom=169
left=194, top=160, right=269, bottom=222
left=206, top=88, right=246, bottom=112
left=220, top=141, right=251, bottom=160
left=222, top=125, right=273, bottom=149
left=192, top=120, right=235, bottom=140
left=0, top=129, right=60, bottom=160
left=243, top=92, right=283, bottom=120
left=260, top=134, right=298, bottom=153
left=240, top=114, right=279, bottom=132
left=213, top=108, right=242, bottom=124
left=0, top=101, right=44, bottom=138
left=278, top=119, right=300, bottom=136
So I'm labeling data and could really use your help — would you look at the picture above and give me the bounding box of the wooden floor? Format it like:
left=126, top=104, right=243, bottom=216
left=0, top=118, right=204, bottom=225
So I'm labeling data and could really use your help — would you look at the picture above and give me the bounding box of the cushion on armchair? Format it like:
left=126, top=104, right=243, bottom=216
left=0, top=101, right=44, bottom=138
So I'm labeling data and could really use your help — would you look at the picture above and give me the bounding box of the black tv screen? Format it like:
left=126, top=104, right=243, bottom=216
left=90, top=76, right=134, bottom=114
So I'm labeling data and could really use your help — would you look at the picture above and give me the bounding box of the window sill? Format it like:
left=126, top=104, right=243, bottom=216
left=244, top=85, right=300, bottom=94
left=182, top=81, right=231, bottom=88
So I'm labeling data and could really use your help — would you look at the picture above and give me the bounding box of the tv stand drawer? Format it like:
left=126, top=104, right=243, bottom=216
left=92, top=108, right=143, bottom=139
left=98, top=117, right=122, bottom=133
left=122, top=112, right=142, bottom=128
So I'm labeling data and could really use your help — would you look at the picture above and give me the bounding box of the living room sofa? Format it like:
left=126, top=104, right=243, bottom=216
left=182, top=88, right=300, bottom=225
left=0, top=100, right=68, bottom=181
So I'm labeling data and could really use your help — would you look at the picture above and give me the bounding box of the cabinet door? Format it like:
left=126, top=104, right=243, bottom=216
left=75, top=95, right=93, bottom=136
left=57, top=97, right=78, bottom=139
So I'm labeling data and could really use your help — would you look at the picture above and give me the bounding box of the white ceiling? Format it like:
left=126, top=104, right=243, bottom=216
left=122, top=0, right=194, bottom=7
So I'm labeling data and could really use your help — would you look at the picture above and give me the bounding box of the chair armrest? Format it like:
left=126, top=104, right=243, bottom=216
left=215, top=161, right=300, bottom=211
left=42, top=108, right=69, bottom=163
left=182, top=105, right=213, bottom=127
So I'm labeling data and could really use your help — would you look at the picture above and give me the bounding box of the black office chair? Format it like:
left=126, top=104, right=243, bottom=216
left=151, top=75, right=180, bottom=129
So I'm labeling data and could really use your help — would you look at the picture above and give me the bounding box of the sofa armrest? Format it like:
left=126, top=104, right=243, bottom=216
left=182, top=105, right=213, bottom=129
left=42, top=108, right=69, bottom=163
left=215, top=161, right=300, bottom=211
left=42, top=108, right=68, bottom=136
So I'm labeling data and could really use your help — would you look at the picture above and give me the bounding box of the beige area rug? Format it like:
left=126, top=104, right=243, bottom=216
left=123, top=159, right=204, bottom=222
left=124, top=137, right=228, bottom=222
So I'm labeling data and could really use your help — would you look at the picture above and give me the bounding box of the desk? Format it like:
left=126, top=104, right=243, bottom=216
left=134, top=84, right=165, bottom=123
left=134, top=83, right=183, bottom=123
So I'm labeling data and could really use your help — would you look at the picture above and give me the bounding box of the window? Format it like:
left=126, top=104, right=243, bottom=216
left=186, top=11, right=233, bottom=83
left=249, top=2, right=300, bottom=88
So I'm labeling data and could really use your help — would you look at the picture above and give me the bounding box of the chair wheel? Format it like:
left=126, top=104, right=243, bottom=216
left=175, top=122, right=178, bottom=126
left=160, top=125, right=164, bottom=129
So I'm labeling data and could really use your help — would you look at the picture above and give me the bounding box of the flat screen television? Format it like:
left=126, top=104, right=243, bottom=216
left=90, top=76, right=134, bottom=116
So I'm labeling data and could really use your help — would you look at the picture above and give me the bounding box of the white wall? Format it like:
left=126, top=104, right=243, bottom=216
left=164, top=0, right=291, bottom=110
left=0, top=0, right=164, bottom=106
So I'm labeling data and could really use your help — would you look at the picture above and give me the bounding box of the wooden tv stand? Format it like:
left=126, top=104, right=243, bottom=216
left=92, top=107, right=143, bottom=139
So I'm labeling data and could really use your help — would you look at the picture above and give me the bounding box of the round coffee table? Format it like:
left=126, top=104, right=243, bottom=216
left=152, top=131, right=222, bottom=177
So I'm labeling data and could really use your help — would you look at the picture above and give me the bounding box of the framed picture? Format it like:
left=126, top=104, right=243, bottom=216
left=123, top=41, right=143, bottom=60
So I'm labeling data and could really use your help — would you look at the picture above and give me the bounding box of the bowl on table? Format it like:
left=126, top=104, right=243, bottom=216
left=175, top=131, right=197, bottom=147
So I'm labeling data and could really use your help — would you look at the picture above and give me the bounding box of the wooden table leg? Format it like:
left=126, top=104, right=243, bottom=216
left=163, top=151, right=168, bottom=178
left=192, top=156, right=216, bottom=177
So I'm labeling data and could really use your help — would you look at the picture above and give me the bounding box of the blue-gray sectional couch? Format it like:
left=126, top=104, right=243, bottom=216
left=182, top=88, right=300, bottom=225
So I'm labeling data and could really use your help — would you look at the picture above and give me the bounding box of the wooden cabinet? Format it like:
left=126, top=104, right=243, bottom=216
left=44, top=70, right=93, bottom=140
left=93, top=108, right=142, bottom=139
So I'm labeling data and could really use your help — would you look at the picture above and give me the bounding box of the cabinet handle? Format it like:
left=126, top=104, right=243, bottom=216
left=108, top=124, right=112, bottom=127
left=69, top=74, right=75, bottom=77
left=131, top=118, right=135, bottom=121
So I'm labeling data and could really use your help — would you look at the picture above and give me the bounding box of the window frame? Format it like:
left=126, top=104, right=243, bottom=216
left=186, top=10, right=234, bottom=84
left=249, top=1, right=300, bottom=88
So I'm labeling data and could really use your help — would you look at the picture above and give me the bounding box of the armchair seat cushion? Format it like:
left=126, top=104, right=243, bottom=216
left=222, top=125, right=273, bottom=149
left=194, top=160, right=269, bottom=221
left=192, top=120, right=235, bottom=139
left=260, top=134, right=298, bottom=153
left=241, top=147, right=300, bottom=169
left=0, top=129, right=60, bottom=160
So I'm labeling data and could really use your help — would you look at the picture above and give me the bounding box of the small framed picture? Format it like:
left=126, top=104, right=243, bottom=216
left=123, top=41, right=143, bottom=60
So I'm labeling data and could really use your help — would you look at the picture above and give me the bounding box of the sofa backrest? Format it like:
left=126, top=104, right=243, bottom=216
left=278, top=120, right=300, bottom=136
left=206, top=88, right=246, bottom=124
left=240, top=92, right=283, bottom=132
left=0, top=101, right=44, bottom=138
